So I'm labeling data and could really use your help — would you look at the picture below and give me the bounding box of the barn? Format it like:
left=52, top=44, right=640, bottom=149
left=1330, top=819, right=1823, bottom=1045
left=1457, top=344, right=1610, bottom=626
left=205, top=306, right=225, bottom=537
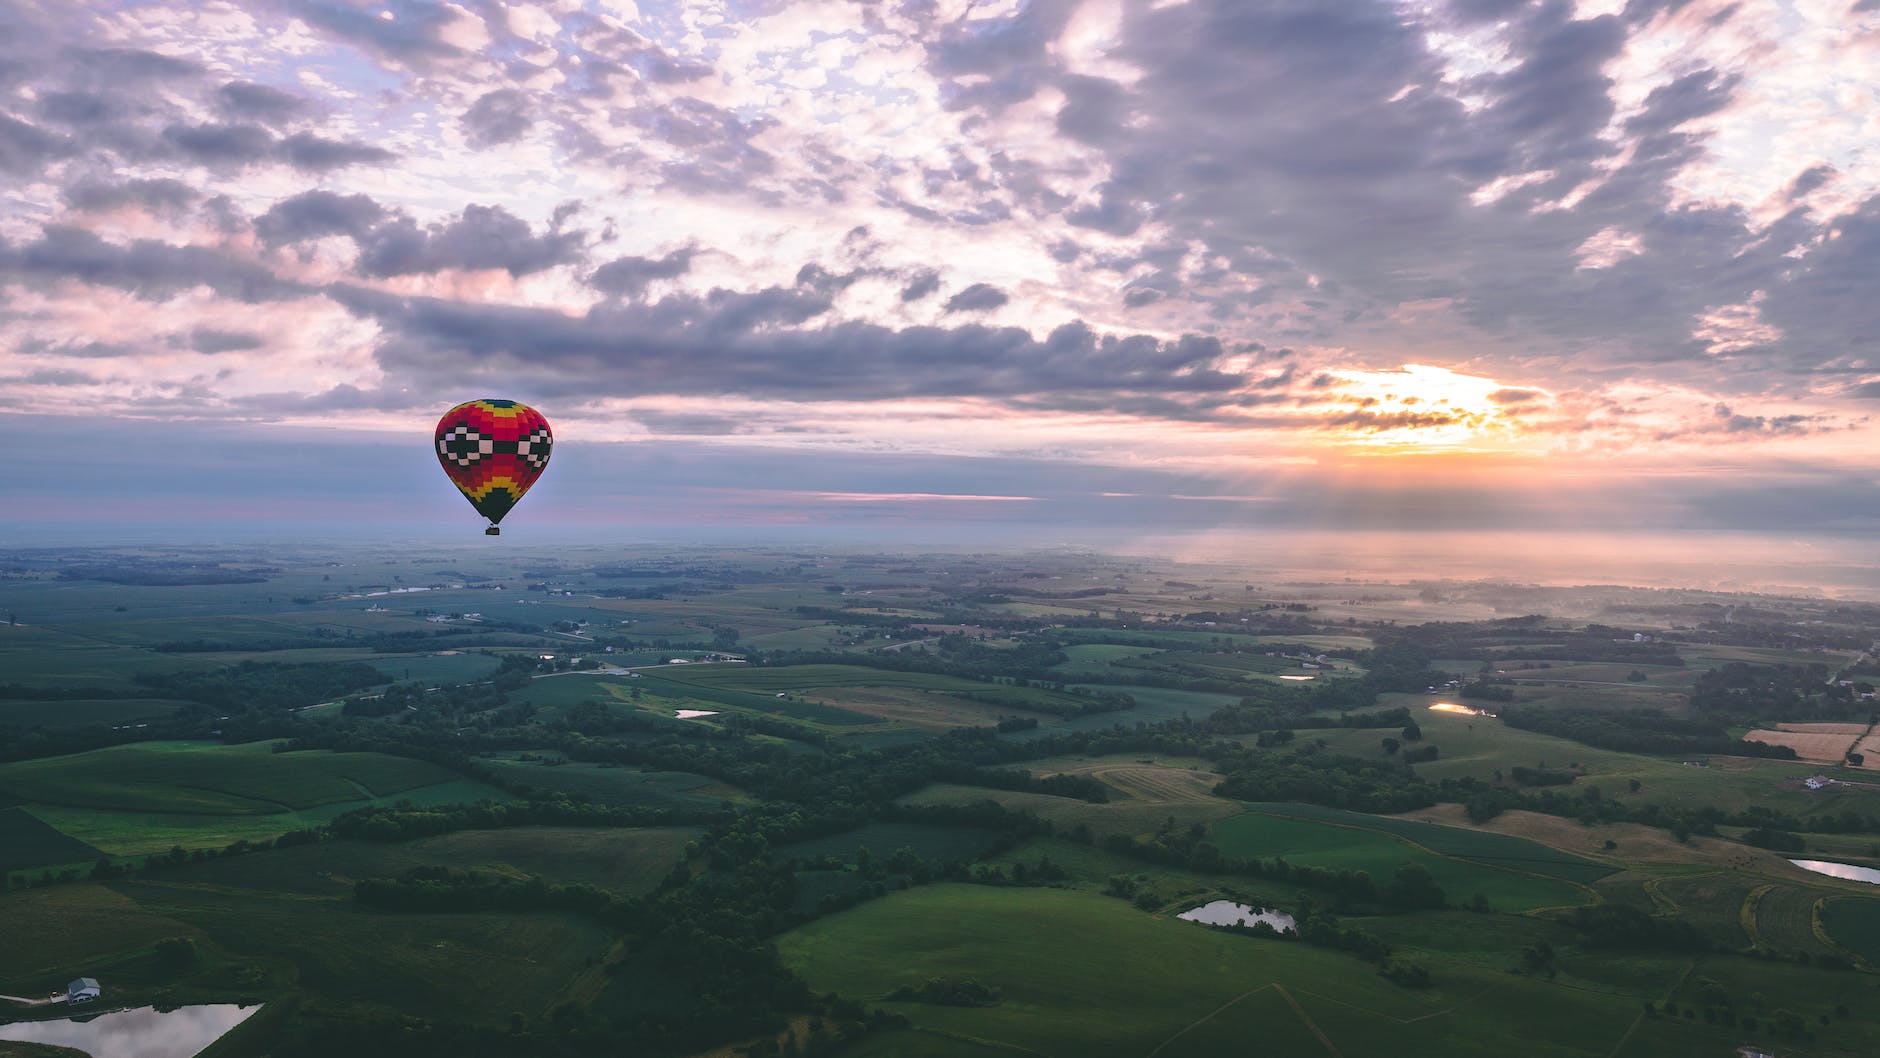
left=67, top=978, right=101, bottom=1004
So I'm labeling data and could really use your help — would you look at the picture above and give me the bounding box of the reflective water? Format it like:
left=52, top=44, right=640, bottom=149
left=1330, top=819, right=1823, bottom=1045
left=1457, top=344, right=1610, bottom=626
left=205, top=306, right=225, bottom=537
left=1178, top=900, right=1296, bottom=932
left=1429, top=702, right=1495, bottom=717
left=0, top=1003, right=260, bottom=1058
left=1790, top=859, right=1880, bottom=884
left=674, top=709, right=719, bottom=719
left=1278, top=675, right=1314, bottom=681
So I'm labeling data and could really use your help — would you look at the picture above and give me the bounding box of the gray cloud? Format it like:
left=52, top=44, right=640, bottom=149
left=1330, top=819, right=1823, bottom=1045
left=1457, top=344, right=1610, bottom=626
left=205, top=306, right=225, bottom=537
left=462, top=89, right=532, bottom=148
left=161, top=122, right=275, bottom=166
left=944, top=283, right=1009, bottom=312
left=216, top=81, right=308, bottom=124
left=279, top=0, right=467, bottom=66
left=900, top=270, right=941, bottom=302
left=62, top=177, right=200, bottom=214
left=279, top=131, right=395, bottom=171
left=354, top=203, right=585, bottom=277
left=188, top=328, right=266, bottom=353
left=0, top=114, right=72, bottom=175
left=253, top=189, right=388, bottom=245
left=589, top=247, right=694, bottom=297
left=0, top=225, right=308, bottom=303
left=329, top=280, right=1240, bottom=415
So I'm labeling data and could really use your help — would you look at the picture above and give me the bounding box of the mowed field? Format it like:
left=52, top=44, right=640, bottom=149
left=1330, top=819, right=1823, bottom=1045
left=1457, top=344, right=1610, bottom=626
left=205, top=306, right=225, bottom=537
left=1208, top=811, right=1592, bottom=912
left=0, top=741, right=506, bottom=860
left=1742, top=724, right=1867, bottom=764
left=778, top=884, right=1699, bottom=1058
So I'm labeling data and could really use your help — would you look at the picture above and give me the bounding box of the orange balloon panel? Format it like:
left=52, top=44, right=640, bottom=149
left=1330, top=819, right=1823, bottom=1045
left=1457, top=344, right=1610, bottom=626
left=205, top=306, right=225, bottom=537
left=434, top=399, right=552, bottom=525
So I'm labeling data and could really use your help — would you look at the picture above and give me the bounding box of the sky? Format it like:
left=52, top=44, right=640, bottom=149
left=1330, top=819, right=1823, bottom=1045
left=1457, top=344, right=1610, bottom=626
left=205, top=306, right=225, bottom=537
left=4, top=0, right=1880, bottom=553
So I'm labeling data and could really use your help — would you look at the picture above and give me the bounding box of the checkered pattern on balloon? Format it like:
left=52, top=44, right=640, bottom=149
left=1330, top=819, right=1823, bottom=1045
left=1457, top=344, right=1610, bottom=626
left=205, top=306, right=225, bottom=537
left=434, top=399, right=552, bottom=530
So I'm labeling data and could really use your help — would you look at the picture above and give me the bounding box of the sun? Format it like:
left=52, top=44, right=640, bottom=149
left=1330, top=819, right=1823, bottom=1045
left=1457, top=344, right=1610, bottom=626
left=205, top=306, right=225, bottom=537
left=1323, top=364, right=1547, bottom=452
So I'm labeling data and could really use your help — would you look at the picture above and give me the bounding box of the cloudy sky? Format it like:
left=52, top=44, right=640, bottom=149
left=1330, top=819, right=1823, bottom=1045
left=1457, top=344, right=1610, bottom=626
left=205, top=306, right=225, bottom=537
left=5, top=0, right=1880, bottom=545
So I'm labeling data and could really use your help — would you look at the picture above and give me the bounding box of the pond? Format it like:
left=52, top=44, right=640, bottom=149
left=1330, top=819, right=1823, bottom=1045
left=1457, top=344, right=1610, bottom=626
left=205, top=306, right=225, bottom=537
left=0, top=1003, right=260, bottom=1058
left=1790, top=859, right=1880, bottom=884
left=674, top=709, right=719, bottom=719
left=1177, top=900, right=1296, bottom=933
left=1429, top=702, right=1495, bottom=717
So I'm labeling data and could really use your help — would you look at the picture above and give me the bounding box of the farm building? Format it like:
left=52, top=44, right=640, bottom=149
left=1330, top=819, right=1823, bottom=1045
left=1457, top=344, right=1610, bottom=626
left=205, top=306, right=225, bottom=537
left=67, top=978, right=100, bottom=1003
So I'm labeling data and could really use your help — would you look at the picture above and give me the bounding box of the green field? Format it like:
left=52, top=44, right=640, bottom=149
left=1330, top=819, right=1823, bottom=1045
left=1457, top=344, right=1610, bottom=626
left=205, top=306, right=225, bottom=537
left=0, top=698, right=192, bottom=729
left=1820, top=897, right=1880, bottom=963
left=780, top=884, right=1666, bottom=1058
left=479, top=757, right=746, bottom=807
left=780, top=823, right=1000, bottom=866
left=0, top=807, right=103, bottom=872
left=0, top=742, right=462, bottom=815
left=1246, top=803, right=1616, bottom=884
left=1209, top=811, right=1591, bottom=911
left=655, top=663, right=1095, bottom=716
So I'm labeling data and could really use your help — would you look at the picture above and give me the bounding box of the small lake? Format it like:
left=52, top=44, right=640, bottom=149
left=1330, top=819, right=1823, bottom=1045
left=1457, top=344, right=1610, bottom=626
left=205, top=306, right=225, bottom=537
left=1178, top=900, right=1296, bottom=933
left=0, top=1003, right=260, bottom=1058
left=1278, top=675, right=1314, bottom=681
left=1790, top=859, right=1880, bottom=884
left=674, top=709, right=719, bottom=719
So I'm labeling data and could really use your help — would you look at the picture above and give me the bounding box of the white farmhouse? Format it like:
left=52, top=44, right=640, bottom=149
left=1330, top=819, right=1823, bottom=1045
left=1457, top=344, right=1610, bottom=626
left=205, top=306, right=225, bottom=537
left=67, top=978, right=101, bottom=1004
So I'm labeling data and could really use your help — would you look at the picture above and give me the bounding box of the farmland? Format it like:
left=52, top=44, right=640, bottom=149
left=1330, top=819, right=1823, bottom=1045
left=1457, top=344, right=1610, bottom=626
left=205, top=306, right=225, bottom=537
left=5, top=542, right=1880, bottom=1056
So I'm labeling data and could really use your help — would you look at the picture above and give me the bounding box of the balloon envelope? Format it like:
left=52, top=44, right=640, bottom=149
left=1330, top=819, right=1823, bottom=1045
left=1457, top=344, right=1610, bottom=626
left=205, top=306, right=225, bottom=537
left=434, top=399, right=553, bottom=527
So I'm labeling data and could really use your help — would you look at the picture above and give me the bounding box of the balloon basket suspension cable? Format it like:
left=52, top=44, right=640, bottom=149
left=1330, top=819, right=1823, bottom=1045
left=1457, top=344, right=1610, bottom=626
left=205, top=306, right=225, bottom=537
left=485, top=524, right=501, bottom=536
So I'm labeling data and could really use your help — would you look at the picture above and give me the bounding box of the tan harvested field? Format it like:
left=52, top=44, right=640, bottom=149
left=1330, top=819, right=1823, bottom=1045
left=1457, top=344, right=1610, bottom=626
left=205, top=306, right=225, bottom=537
left=1854, top=732, right=1880, bottom=769
left=1777, top=723, right=1869, bottom=734
left=1024, top=755, right=1224, bottom=803
left=1743, top=729, right=1859, bottom=763
left=1395, top=805, right=1793, bottom=873
left=803, top=686, right=1019, bottom=730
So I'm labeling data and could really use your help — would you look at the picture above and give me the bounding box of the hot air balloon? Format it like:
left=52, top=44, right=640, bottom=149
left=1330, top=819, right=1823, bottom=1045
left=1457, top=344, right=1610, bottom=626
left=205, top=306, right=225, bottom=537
left=434, top=399, right=553, bottom=535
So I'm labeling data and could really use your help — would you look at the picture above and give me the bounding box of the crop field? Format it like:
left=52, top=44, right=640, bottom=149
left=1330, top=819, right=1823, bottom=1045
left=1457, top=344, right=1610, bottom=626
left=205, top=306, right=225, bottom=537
left=1650, top=873, right=1756, bottom=947
left=626, top=671, right=878, bottom=725
left=1026, top=756, right=1222, bottom=803
left=1752, top=884, right=1837, bottom=955
left=655, top=663, right=1095, bottom=716
left=0, top=881, right=202, bottom=986
left=113, top=873, right=613, bottom=1024
left=1052, top=643, right=1163, bottom=669
left=0, top=806, right=103, bottom=872
left=780, top=823, right=1000, bottom=866
left=791, top=685, right=1029, bottom=730
left=361, top=651, right=504, bottom=685
left=1208, top=812, right=1590, bottom=911
left=0, top=697, right=191, bottom=729
left=126, top=827, right=699, bottom=899
left=899, top=784, right=1242, bottom=837
left=0, top=742, right=463, bottom=815
left=478, top=757, right=746, bottom=807
left=25, top=778, right=509, bottom=858
left=778, top=884, right=1674, bottom=1058
left=1819, top=898, right=1880, bottom=962
left=0, top=625, right=212, bottom=691
left=1243, top=804, right=1615, bottom=885
left=1742, top=727, right=1862, bottom=763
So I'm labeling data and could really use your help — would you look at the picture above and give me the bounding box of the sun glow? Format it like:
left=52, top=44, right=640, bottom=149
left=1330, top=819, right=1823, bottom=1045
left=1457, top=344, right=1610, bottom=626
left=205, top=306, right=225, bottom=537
left=1325, top=364, right=1549, bottom=452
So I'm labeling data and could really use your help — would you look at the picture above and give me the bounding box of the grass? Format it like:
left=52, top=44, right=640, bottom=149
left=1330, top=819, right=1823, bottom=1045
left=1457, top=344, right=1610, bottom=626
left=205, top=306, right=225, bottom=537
left=1208, top=811, right=1591, bottom=912
left=1244, top=803, right=1616, bottom=885
left=0, top=882, right=201, bottom=985
left=780, top=823, right=1001, bottom=866
left=110, top=872, right=612, bottom=1024
left=777, top=884, right=1679, bottom=1058
left=1754, top=885, right=1837, bottom=956
left=899, top=784, right=1242, bottom=839
left=478, top=757, right=746, bottom=807
left=1819, top=898, right=1880, bottom=963
left=0, top=742, right=462, bottom=816
left=0, top=808, right=103, bottom=873
left=21, top=778, right=510, bottom=859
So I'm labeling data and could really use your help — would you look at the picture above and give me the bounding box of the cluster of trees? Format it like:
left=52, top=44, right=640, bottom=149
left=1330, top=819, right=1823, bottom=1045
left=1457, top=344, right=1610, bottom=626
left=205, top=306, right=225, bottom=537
left=132, top=660, right=387, bottom=712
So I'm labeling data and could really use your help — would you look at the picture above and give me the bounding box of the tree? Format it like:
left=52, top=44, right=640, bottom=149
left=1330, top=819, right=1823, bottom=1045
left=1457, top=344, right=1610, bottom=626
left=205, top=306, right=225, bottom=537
left=1401, top=721, right=1422, bottom=742
left=1381, top=737, right=1401, bottom=755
